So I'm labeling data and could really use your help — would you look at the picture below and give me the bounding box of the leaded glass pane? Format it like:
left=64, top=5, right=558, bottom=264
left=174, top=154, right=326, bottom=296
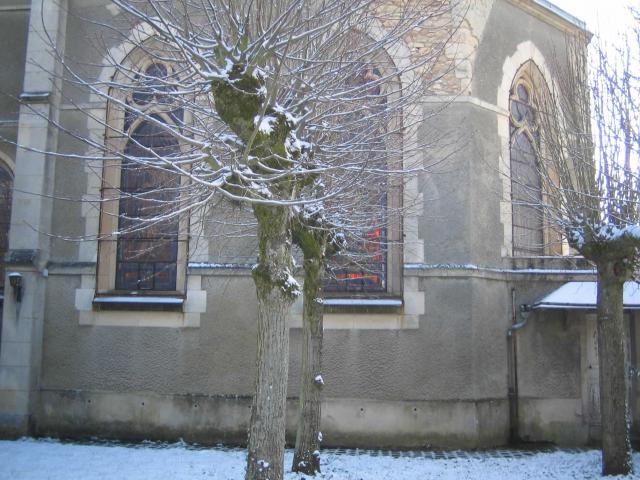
left=115, top=119, right=180, bottom=291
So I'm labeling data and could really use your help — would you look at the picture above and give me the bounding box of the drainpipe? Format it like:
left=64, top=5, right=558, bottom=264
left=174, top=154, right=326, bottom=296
left=507, top=288, right=531, bottom=445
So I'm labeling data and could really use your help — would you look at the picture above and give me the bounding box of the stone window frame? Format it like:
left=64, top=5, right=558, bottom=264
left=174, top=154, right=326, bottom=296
left=499, top=45, right=567, bottom=259
left=509, top=63, right=563, bottom=257
left=290, top=26, right=422, bottom=328
left=96, top=47, right=190, bottom=300
left=509, top=73, right=545, bottom=256
left=322, top=44, right=404, bottom=301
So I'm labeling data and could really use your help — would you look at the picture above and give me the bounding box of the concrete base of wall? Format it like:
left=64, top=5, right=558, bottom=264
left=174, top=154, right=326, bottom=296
left=30, top=389, right=512, bottom=449
left=518, top=398, right=592, bottom=446
left=0, top=412, right=30, bottom=438
left=320, top=397, right=508, bottom=449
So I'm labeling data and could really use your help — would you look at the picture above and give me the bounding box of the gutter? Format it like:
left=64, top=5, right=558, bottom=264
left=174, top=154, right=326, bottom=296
left=0, top=6, right=30, bottom=12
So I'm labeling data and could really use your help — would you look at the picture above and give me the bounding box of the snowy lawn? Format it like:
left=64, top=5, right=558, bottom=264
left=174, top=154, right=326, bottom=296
left=1, top=438, right=640, bottom=479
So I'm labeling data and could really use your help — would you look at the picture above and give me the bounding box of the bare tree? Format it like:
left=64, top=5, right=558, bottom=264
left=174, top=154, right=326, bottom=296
left=524, top=23, right=640, bottom=476
left=288, top=45, right=417, bottom=474
left=289, top=162, right=403, bottom=475
left=290, top=209, right=336, bottom=475
left=20, top=1, right=459, bottom=479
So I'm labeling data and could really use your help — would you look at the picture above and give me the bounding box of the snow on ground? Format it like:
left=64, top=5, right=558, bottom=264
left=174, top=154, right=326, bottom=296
left=1, top=438, right=640, bottom=479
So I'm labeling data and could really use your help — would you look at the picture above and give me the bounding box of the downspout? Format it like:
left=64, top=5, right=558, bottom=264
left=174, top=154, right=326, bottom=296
left=507, top=288, right=531, bottom=445
left=629, top=311, right=637, bottom=440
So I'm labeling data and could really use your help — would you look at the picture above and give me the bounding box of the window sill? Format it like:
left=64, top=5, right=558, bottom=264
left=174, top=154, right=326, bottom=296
left=93, top=295, right=184, bottom=312
left=322, top=297, right=403, bottom=314
left=288, top=295, right=418, bottom=329
left=75, top=284, right=206, bottom=328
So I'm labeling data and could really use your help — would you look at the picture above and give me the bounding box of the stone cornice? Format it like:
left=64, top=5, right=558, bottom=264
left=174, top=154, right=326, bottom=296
left=506, top=0, right=590, bottom=36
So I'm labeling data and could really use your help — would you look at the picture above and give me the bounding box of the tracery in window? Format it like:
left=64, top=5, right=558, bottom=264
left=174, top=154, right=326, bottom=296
left=510, top=78, right=544, bottom=256
left=509, top=63, right=563, bottom=257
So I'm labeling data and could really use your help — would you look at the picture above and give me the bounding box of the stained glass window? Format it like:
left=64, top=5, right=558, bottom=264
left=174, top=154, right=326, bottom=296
left=110, top=61, right=183, bottom=292
left=324, top=66, right=389, bottom=293
left=510, top=80, right=544, bottom=256
left=115, top=120, right=180, bottom=291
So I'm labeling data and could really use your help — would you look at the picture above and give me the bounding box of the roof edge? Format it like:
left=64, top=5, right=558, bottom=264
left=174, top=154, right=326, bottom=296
left=507, top=0, right=588, bottom=34
left=532, top=281, right=640, bottom=311
left=532, top=0, right=586, bottom=30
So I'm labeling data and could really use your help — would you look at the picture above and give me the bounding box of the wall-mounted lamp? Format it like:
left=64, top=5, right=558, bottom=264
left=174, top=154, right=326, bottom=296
left=8, top=272, right=23, bottom=303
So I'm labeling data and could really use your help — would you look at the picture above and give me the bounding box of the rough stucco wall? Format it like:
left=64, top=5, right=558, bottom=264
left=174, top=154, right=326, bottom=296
left=419, top=101, right=506, bottom=267
left=0, top=7, right=29, bottom=121
left=473, top=0, right=568, bottom=105
left=467, top=107, right=504, bottom=266
left=61, top=2, right=129, bottom=105
left=201, top=206, right=258, bottom=265
left=419, top=102, right=471, bottom=265
left=42, top=274, right=258, bottom=396
left=518, top=310, right=581, bottom=398
left=511, top=280, right=582, bottom=399
left=0, top=6, right=29, bottom=160
left=323, top=277, right=475, bottom=401
left=42, top=272, right=516, bottom=406
left=41, top=274, right=474, bottom=401
left=510, top=280, right=582, bottom=400
left=469, top=277, right=510, bottom=398
left=51, top=111, right=91, bottom=261
left=507, top=279, right=585, bottom=445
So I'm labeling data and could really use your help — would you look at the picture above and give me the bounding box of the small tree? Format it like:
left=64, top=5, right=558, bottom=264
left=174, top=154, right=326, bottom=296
left=288, top=45, right=412, bottom=474
left=290, top=166, right=400, bottom=475
left=290, top=209, right=336, bottom=475
left=528, top=24, right=640, bottom=475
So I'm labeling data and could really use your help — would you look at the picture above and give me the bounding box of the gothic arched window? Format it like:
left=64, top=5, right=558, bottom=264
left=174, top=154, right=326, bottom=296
left=510, top=77, right=544, bottom=256
left=97, top=54, right=187, bottom=295
left=323, top=50, right=402, bottom=296
left=115, top=118, right=181, bottom=291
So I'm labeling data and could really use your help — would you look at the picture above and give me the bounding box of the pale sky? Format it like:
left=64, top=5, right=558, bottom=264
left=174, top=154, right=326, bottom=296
left=550, top=0, right=636, bottom=41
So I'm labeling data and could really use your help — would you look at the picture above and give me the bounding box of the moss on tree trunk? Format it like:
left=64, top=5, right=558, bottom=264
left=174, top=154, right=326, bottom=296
left=209, top=60, right=300, bottom=480
left=246, top=205, right=296, bottom=480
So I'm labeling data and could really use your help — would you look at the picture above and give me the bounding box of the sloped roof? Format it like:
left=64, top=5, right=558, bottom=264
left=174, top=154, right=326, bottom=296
left=533, top=281, right=640, bottom=310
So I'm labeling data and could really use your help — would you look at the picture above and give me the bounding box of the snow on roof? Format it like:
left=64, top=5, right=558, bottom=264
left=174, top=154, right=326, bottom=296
left=533, top=281, right=640, bottom=310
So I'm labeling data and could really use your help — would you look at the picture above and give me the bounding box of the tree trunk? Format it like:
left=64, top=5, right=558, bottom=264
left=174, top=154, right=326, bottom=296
left=596, top=260, right=632, bottom=476
left=292, top=255, right=324, bottom=475
left=246, top=205, right=296, bottom=480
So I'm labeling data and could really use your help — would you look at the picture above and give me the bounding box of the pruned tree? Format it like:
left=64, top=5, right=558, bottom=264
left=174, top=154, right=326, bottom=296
left=21, top=0, right=459, bottom=478
left=523, top=21, right=640, bottom=476
left=290, top=207, right=338, bottom=475
left=288, top=44, right=411, bottom=474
